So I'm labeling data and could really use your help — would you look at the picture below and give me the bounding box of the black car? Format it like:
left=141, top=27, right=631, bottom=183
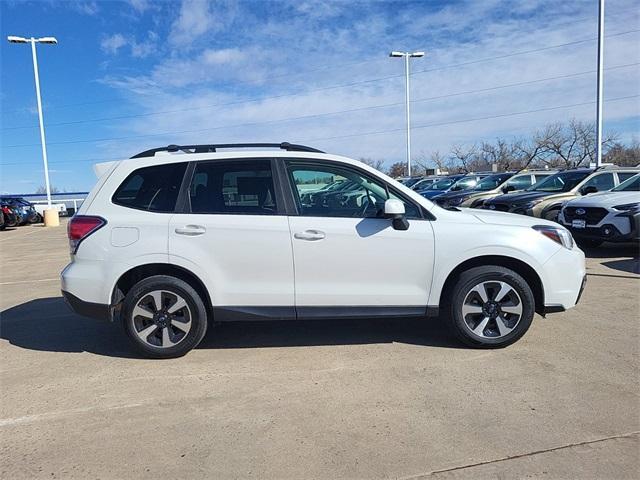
left=432, top=172, right=515, bottom=208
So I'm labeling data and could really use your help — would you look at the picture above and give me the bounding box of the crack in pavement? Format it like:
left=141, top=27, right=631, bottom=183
left=403, top=431, right=640, bottom=479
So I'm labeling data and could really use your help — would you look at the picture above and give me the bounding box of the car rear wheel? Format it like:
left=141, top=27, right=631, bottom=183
left=122, top=275, right=208, bottom=359
left=447, top=266, right=535, bottom=348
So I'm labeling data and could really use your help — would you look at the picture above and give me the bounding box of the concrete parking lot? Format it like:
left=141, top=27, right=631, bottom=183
left=1, top=220, right=638, bottom=479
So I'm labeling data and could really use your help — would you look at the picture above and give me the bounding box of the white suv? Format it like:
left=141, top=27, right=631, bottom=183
left=61, top=143, right=586, bottom=358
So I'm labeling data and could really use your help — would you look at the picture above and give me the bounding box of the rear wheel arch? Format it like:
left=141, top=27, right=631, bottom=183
left=112, top=263, right=213, bottom=320
left=439, top=255, right=545, bottom=316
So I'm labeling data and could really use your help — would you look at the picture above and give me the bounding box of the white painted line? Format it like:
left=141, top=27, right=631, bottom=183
left=0, top=278, right=59, bottom=286
left=0, top=402, right=145, bottom=427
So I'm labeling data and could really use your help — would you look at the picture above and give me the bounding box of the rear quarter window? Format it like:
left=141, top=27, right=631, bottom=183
left=112, top=162, right=187, bottom=212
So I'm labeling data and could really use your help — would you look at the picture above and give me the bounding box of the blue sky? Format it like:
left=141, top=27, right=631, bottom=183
left=1, top=0, right=639, bottom=193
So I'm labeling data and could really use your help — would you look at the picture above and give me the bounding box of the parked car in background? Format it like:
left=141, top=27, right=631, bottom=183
left=420, top=173, right=492, bottom=200
left=461, top=171, right=556, bottom=208
left=409, top=176, right=439, bottom=191
left=0, top=197, right=39, bottom=224
left=0, top=209, right=4, bottom=230
left=1, top=202, right=21, bottom=226
left=415, top=174, right=465, bottom=198
left=432, top=172, right=515, bottom=208
left=482, top=167, right=639, bottom=222
left=61, top=142, right=586, bottom=358
left=559, top=173, right=640, bottom=247
left=398, top=176, right=425, bottom=188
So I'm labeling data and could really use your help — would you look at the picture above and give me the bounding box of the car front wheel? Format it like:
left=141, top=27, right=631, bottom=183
left=447, top=266, right=535, bottom=348
left=122, top=275, right=208, bottom=358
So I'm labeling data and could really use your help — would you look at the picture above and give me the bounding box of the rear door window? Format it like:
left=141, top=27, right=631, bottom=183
left=112, top=162, right=187, bottom=212
left=189, top=159, right=278, bottom=215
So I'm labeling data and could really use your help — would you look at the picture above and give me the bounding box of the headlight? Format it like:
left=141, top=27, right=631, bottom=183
left=446, top=196, right=465, bottom=207
left=533, top=225, right=574, bottom=249
left=613, top=202, right=640, bottom=213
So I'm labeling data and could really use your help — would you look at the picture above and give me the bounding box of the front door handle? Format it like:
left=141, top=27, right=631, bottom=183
left=175, top=225, right=206, bottom=236
left=294, top=229, right=325, bottom=241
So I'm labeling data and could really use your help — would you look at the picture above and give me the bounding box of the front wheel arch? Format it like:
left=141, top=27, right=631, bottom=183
left=439, top=255, right=545, bottom=316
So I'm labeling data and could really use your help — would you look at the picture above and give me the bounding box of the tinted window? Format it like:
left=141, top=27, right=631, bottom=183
left=287, top=163, right=420, bottom=219
left=534, top=174, right=550, bottom=183
left=612, top=174, right=640, bottom=191
left=506, top=175, right=533, bottom=189
left=582, top=172, right=614, bottom=191
left=617, top=172, right=638, bottom=183
left=113, top=162, right=187, bottom=212
left=474, top=174, right=512, bottom=191
left=450, top=177, right=478, bottom=191
left=189, top=160, right=277, bottom=215
left=530, top=170, right=592, bottom=192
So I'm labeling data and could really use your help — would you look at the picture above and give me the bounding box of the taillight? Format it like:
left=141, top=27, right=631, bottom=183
left=68, top=215, right=106, bottom=254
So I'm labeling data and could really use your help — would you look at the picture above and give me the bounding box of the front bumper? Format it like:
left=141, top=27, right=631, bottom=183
left=62, top=290, right=111, bottom=321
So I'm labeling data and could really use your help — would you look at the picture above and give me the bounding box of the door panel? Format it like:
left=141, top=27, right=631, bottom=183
left=169, top=214, right=294, bottom=306
left=288, top=216, right=434, bottom=306
left=169, top=158, right=294, bottom=307
left=284, top=160, right=435, bottom=307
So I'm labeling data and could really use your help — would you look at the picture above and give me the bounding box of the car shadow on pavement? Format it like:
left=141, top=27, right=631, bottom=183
left=0, top=297, right=138, bottom=359
left=0, top=297, right=462, bottom=358
left=582, top=243, right=639, bottom=275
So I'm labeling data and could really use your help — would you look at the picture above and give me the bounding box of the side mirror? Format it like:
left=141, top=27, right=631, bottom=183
left=384, top=199, right=409, bottom=231
left=581, top=185, right=598, bottom=195
left=502, top=185, right=515, bottom=194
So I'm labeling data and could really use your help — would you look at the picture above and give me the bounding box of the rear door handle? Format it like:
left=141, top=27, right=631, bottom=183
left=175, top=225, right=206, bottom=236
left=294, top=229, right=325, bottom=241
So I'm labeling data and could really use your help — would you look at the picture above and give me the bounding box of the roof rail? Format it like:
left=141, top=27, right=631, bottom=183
left=130, top=142, right=324, bottom=158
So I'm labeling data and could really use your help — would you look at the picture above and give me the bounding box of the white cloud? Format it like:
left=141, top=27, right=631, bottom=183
left=128, top=0, right=150, bottom=13
left=70, top=0, right=100, bottom=16
left=93, top=0, right=640, bottom=166
left=100, top=34, right=127, bottom=55
left=169, top=0, right=233, bottom=48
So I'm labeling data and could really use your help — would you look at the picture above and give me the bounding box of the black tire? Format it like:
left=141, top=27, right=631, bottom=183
left=542, top=208, right=560, bottom=223
left=446, top=266, right=535, bottom=348
left=122, top=275, right=208, bottom=359
left=576, top=238, right=603, bottom=249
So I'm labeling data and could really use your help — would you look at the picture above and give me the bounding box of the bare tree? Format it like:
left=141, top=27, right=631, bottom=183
left=537, top=119, right=617, bottom=168
left=604, top=139, right=640, bottom=166
left=36, top=185, right=61, bottom=194
left=387, top=161, right=407, bottom=178
left=359, top=157, right=385, bottom=172
left=449, top=144, right=478, bottom=172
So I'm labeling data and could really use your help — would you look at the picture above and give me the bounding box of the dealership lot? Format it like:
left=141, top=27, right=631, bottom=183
left=1, top=221, right=638, bottom=479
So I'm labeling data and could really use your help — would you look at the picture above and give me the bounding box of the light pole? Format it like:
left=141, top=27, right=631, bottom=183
left=390, top=50, right=424, bottom=176
left=595, top=0, right=605, bottom=167
left=7, top=35, right=57, bottom=209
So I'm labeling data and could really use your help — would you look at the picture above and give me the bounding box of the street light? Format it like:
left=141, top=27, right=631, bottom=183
left=7, top=35, right=57, bottom=211
left=595, top=0, right=605, bottom=167
left=389, top=50, right=425, bottom=176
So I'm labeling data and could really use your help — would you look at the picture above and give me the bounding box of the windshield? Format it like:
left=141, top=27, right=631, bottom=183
left=427, top=178, right=456, bottom=190
left=403, top=177, right=422, bottom=187
left=473, top=174, right=511, bottom=191
left=529, top=170, right=592, bottom=192
left=612, top=174, right=640, bottom=192
left=450, top=176, right=478, bottom=191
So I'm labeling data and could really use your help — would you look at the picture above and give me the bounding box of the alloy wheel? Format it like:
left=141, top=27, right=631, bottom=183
left=461, top=281, right=523, bottom=339
left=132, top=290, right=192, bottom=348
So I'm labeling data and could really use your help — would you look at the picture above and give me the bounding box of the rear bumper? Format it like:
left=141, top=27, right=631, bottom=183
left=62, top=290, right=111, bottom=321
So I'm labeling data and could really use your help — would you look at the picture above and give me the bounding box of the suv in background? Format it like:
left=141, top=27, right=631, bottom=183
left=461, top=171, right=556, bottom=208
left=61, top=142, right=586, bottom=358
left=483, top=167, right=639, bottom=222
left=559, top=173, right=640, bottom=247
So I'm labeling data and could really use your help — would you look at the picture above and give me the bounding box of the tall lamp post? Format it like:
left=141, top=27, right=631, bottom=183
left=389, top=50, right=424, bottom=176
left=595, top=0, right=605, bottom=167
left=7, top=35, right=57, bottom=212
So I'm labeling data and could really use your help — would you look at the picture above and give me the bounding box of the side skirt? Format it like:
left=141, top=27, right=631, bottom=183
left=213, top=305, right=440, bottom=322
